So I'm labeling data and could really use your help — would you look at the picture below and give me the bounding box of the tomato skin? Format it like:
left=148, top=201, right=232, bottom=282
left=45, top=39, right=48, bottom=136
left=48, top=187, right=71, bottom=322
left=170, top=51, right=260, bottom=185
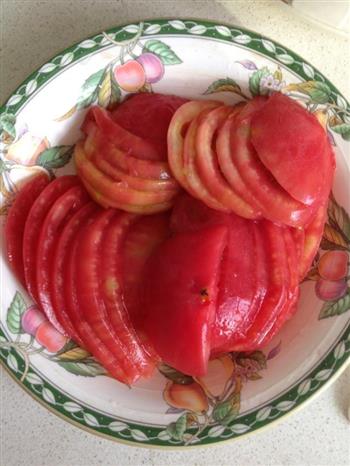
left=51, top=202, right=98, bottom=346
left=36, top=184, right=89, bottom=333
left=64, top=210, right=130, bottom=383
left=251, top=92, right=330, bottom=205
left=5, top=173, right=49, bottom=286
left=22, top=175, right=79, bottom=303
left=142, top=225, right=228, bottom=376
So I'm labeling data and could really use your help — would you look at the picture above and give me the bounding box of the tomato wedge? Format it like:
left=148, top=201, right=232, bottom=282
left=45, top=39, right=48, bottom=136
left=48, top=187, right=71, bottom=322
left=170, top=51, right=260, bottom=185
left=64, top=213, right=129, bottom=383
left=195, top=104, right=257, bottom=218
left=75, top=142, right=175, bottom=209
left=142, top=225, right=228, bottom=376
left=183, top=112, right=229, bottom=212
left=89, top=106, right=161, bottom=161
left=36, top=184, right=89, bottom=332
left=5, top=174, right=49, bottom=286
left=167, top=100, right=221, bottom=191
left=251, top=92, right=329, bottom=205
left=23, top=175, right=79, bottom=303
left=51, top=202, right=98, bottom=346
left=231, top=103, right=314, bottom=227
left=84, top=123, right=172, bottom=180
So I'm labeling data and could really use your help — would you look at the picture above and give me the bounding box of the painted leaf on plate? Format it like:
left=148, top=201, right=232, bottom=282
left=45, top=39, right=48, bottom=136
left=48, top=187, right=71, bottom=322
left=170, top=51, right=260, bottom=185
left=319, top=291, right=350, bottom=319
left=0, top=113, right=16, bottom=139
left=158, top=363, right=194, bottom=385
left=77, top=68, right=105, bottom=109
left=57, top=359, right=107, bottom=377
left=97, top=69, right=121, bottom=108
left=212, top=392, right=240, bottom=425
left=320, top=224, right=349, bottom=251
left=327, top=195, right=350, bottom=242
left=284, top=81, right=332, bottom=104
left=203, top=78, right=246, bottom=98
left=331, top=123, right=350, bottom=141
left=36, top=146, right=74, bottom=169
left=142, top=40, right=182, bottom=65
left=249, top=67, right=270, bottom=96
left=166, top=413, right=188, bottom=440
left=6, top=291, right=26, bottom=334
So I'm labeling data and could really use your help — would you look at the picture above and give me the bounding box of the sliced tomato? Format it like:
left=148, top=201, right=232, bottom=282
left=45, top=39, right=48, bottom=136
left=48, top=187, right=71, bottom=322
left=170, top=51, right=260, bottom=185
left=23, top=175, right=79, bottom=303
left=100, top=212, right=157, bottom=377
left=64, top=212, right=130, bottom=383
left=299, top=201, right=328, bottom=279
left=51, top=202, right=98, bottom=346
left=142, top=225, right=228, bottom=376
left=84, top=123, right=172, bottom=180
left=170, top=193, right=229, bottom=234
left=230, top=220, right=290, bottom=351
left=75, top=142, right=175, bottom=209
left=167, top=100, right=221, bottom=191
left=182, top=111, right=229, bottom=212
left=251, top=92, right=329, bottom=205
left=231, top=103, right=314, bottom=227
left=290, top=227, right=305, bottom=265
left=195, top=104, right=257, bottom=218
left=80, top=170, right=173, bottom=214
left=36, top=184, right=89, bottom=332
left=112, top=93, right=188, bottom=160
left=211, top=216, right=268, bottom=353
left=5, top=174, right=49, bottom=286
left=216, top=112, right=262, bottom=217
left=89, top=106, right=161, bottom=161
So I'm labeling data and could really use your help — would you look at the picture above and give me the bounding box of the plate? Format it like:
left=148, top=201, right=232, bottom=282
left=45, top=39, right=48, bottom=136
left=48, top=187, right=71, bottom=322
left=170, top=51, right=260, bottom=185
left=1, top=19, right=349, bottom=448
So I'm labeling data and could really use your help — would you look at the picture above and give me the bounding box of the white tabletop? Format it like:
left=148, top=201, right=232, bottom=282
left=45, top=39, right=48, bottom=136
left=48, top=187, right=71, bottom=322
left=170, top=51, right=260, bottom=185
left=1, top=1, right=349, bottom=465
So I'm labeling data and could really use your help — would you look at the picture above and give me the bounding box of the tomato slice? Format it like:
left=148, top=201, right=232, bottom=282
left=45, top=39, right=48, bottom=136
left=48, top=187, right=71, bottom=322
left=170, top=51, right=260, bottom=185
left=83, top=122, right=172, bottom=180
left=5, top=174, right=49, bottom=286
left=142, top=225, right=228, bottom=376
left=195, top=104, right=257, bottom=218
left=290, top=227, right=305, bottom=265
left=90, top=106, right=161, bottom=161
left=64, top=212, right=130, bottom=383
left=51, top=202, right=98, bottom=346
left=23, top=175, right=79, bottom=303
left=211, top=217, right=268, bottom=353
left=36, top=184, right=89, bottom=332
left=170, top=193, right=229, bottom=234
left=75, top=142, right=175, bottom=209
left=230, top=220, right=290, bottom=351
left=251, top=92, right=329, bottom=205
left=112, top=93, right=188, bottom=160
left=216, top=112, right=262, bottom=217
left=182, top=111, right=229, bottom=212
left=231, top=103, right=314, bottom=227
left=101, top=212, right=164, bottom=376
left=167, top=100, right=221, bottom=191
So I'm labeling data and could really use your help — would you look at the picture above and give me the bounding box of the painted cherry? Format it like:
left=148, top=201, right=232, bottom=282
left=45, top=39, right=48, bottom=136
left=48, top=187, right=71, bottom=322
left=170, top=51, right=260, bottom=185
left=136, top=53, right=164, bottom=84
left=315, top=278, right=348, bottom=302
left=318, top=250, right=348, bottom=281
left=114, top=60, right=146, bottom=92
left=21, top=305, right=46, bottom=336
left=163, top=381, right=209, bottom=413
left=35, top=321, right=68, bottom=353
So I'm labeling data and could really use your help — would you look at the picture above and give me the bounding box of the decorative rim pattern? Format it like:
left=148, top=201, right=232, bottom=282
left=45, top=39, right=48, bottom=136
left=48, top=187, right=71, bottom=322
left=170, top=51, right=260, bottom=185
left=1, top=19, right=349, bottom=448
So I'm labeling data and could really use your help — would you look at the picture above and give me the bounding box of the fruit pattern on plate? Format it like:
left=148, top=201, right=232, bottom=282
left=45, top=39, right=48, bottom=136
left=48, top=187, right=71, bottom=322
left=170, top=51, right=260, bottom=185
left=4, top=91, right=341, bottom=383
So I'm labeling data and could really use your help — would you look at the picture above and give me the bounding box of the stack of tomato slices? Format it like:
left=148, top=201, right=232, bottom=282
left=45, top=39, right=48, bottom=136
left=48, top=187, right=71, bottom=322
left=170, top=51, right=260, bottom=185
left=5, top=92, right=335, bottom=381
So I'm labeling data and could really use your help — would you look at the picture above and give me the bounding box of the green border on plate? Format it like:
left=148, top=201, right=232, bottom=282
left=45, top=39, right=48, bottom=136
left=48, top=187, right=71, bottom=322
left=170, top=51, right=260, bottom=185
left=1, top=19, right=349, bottom=448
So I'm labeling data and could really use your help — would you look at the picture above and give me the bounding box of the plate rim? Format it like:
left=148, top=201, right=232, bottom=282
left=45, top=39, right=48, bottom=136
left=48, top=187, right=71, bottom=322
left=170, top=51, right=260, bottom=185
left=1, top=17, right=349, bottom=448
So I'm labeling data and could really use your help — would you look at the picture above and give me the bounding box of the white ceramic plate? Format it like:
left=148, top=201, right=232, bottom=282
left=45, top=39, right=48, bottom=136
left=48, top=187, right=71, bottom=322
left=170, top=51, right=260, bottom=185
left=1, top=19, right=349, bottom=448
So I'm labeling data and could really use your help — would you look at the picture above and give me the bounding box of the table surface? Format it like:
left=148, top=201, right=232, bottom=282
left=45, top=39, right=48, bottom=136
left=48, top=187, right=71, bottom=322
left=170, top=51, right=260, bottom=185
left=1, top=1, right=349, bottom=465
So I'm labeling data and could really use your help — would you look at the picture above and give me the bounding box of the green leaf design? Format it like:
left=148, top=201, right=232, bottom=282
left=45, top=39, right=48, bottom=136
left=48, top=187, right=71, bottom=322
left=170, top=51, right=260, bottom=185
left=203, top=78, right=246, bottom=98
left=285, top=81, right=332, bottom=104
left=97, top=69, right=121, bottom=108
left=57, top=359, right=107, bottom=377
left=166, top=413, right=188, bottom=440
left=143, top=40, right=182, bottom=65
left=331, top=123, right=350, bottom=141
left=249, top=67, right=270, bottom=96
left=6, top=291, right=26, bottom=334
left=158, top=363, right=194, bottom=385
left=36, top=145, right=73, bottom=169
left=212, top=392, right=240, bottom=426
left=0, top=113, right=16, bottom=139
left=319, top=291, right=350, bottom=319
left=327, top=196, right=350, bottom=243
left=237, top=350, right=267, bottom=370
left=77, top=68, right=105, bottom=109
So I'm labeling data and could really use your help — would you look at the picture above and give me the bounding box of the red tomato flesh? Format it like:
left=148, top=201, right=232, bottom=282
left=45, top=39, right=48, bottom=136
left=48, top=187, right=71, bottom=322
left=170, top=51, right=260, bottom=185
left=5, top=174, right=49, bottom=286
left=22, top=175, right=79, bottom=303
left=251, top=92, right=329, bottom=205
left=36, top=184, right=89, bottom=332
left=112, top=93, right=188, bottom=160
left=142, top=225, right=228, bottom=376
